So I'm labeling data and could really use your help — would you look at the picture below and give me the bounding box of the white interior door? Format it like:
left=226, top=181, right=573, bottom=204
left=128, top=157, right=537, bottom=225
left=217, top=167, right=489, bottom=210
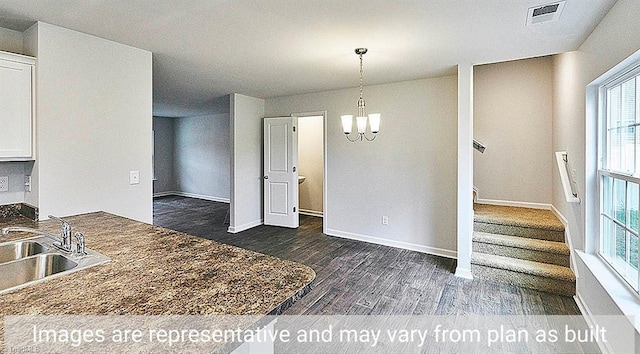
left=263, top=117, right=298, bottom=228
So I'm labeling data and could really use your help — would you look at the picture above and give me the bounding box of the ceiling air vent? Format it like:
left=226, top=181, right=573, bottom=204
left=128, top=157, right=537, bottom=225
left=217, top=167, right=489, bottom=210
left=526, top=1, right=566, bottom=26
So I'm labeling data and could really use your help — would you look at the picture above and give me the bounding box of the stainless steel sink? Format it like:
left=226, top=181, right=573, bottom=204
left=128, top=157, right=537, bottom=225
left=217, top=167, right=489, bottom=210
left=0, top=241, right=48, bottom=263
left=0, top=235, right=110, bottom=294
left=0, top=254, right=78, bottom=292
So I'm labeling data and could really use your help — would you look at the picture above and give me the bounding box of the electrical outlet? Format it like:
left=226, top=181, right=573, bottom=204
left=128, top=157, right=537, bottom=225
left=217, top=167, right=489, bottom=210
left=0, top=176, right=8, bottom=192
left=382, top=216, right=389, bottom=225
left=130, top=171, right=140, bottom=185
left=24, top=175, right=32, bottom=192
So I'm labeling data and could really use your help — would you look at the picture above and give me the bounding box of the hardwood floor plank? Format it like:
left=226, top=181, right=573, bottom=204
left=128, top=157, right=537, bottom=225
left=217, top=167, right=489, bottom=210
left=154, top=196, right=585, bottom=317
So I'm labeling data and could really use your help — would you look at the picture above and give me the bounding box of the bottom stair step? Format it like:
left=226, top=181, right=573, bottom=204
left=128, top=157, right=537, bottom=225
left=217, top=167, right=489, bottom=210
left=471, top=252, right=575, bottom=297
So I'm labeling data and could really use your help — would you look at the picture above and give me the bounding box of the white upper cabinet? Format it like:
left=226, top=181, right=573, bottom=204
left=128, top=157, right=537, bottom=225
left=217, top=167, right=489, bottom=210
left=0, top=51, right=35, bottom=160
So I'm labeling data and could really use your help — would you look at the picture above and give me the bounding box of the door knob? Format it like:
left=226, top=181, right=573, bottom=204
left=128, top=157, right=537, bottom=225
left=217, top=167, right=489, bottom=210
left=263, top=175, right=269, bottom=179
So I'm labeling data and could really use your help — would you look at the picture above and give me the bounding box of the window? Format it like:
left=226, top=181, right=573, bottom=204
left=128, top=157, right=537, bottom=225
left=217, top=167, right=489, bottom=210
left=599, top=64, right=640, bottom=292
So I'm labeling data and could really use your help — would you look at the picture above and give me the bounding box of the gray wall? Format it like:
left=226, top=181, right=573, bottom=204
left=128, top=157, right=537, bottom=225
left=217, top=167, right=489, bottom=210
left=0, top=27, right=28, bottom=206
left=265, top=76, right=458, bottom=257
left=24, top=22, right=153, bottom=222
left=174, top=113, right=230, bottom=201
left=153, top=114, right=231, bottom=201
left=474, top=56, right=553, bottom=205
left=153, top=117, right=175, bottom=194
left=0, top=26, right=23, bottom=54
left=229, top=93, right=265, bottom=233
left=552, top=0, right=640, bottom=345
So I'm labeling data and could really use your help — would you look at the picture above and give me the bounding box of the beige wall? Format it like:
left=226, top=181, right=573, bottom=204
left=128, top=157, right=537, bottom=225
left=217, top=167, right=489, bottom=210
left=474, top=56, right=553, bottom=205
left=297, top=116, right=323, bottom=215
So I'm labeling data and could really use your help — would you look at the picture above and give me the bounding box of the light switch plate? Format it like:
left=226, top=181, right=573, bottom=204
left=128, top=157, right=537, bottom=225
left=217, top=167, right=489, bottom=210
left=0, top=176, right=8, bottom=192
left=129, top=171, right=140, bottom=185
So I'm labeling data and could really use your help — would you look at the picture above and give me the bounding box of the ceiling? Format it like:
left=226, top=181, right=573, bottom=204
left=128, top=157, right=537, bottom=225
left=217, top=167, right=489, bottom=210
left=0, top=0, right=617, bottom=117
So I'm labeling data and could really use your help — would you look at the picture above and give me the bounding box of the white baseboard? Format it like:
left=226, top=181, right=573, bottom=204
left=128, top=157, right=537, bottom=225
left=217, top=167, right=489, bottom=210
left=299, top=209, right=323, bottom=217
left=325, top=228, right=457, bottom=259
left=476, top=198, right=552, bottom=210
left=153, top=191, right=230, bottom=203
left=573, top=292, right=614, bottom=354
left=153, top=191, right=175, bottom=198
left=454, top=267, right=474, bottom=279
left=228, top=219, right=263, bottom=234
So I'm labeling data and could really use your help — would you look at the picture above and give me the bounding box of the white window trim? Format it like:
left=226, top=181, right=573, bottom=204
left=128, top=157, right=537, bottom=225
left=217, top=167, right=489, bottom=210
left=596, top=63, right=640, bottom=293
left=585, top=49, right=640, bottom=330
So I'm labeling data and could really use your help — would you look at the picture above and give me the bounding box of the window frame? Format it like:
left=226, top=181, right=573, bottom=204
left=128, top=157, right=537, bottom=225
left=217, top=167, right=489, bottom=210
left=597, top=62, right=640, bottom=294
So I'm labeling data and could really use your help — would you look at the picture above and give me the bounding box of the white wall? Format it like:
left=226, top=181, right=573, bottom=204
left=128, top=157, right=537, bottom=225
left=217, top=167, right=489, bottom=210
left=153, top=117, right=175, bottom=194
left=474, top=57, right=553, bottom=205
left=298, top=116, right=324, bottom=215
left=265, top=77, right=458, bottom=257
left=0, top=26, right=24, bottom=54
left=552, top=0, right=640, bottom=345
left=174, top=113, right=230, bottom=201
left=229, top=93, right=265, bottom=233
left=24, top=22, right=153, bottom=223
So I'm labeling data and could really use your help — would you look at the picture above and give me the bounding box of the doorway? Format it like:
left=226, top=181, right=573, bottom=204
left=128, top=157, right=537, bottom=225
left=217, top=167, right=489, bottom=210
left=262, top=111, right=327, bottom=232
left=297, top=115, right=324, bottom=218
left=293, top=112, right=326, bottom=232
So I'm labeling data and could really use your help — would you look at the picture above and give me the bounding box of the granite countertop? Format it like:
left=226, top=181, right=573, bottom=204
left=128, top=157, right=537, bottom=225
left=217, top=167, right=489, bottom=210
left=0, top=212, right=315, bottom=345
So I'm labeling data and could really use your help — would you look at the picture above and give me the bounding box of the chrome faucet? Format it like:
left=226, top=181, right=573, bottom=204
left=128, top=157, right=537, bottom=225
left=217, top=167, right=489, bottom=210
left=48, top=215, right=72, bottom=252
left=74, top=232, right=87, bottom=257
left=1, top=215, right=82, bottom=255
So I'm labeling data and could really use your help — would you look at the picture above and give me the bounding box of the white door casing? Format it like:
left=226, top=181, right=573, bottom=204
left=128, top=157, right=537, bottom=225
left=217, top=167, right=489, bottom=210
left=263, top=117, right=298, bottom=228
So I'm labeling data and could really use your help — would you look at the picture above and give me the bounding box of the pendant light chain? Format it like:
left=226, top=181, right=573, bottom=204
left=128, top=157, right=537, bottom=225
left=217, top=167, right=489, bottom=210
left=359, top=53, right=364, bottom=101
left=357, top=51, right=366, bottom=118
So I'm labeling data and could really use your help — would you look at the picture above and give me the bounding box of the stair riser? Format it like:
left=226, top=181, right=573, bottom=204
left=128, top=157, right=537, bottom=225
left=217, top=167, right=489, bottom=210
left=474, top=222, right=564, bottom=242
left=473, top=242, right=570, bottom=267
left=472, top=264, right=575, bottom=297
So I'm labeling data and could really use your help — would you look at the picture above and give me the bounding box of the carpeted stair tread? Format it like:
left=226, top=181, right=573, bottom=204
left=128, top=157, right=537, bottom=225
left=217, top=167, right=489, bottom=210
left=471, top=252, right=575, bottom=282
left=473, top=232, right=569, bottom=255
left=474, top=204, right=564, bottom=231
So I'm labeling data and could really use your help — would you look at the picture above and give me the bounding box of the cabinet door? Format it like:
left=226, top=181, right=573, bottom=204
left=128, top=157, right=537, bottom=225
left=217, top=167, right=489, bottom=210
left=0, top=59, right=33, bottom=159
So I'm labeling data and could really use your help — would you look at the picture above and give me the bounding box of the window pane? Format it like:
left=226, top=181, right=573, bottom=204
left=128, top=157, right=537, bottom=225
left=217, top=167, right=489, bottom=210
left=631, top=233, right=638, bottom=271
left=609, top=85, right=622, bottom=128
left=603, top=175, right=613, bottom=216
left=622, top=79, right=636, bottom=173
left=622, top=78, right=636, bottom=124
left=616, top=224, right=627, bottom=261
left=609, top=86, right=622, bottom=171
left=613, top=178, right=626, bottom=224
left=602, top=216, right=614, bottom=259
left=628, top=182, right=639, bottom=232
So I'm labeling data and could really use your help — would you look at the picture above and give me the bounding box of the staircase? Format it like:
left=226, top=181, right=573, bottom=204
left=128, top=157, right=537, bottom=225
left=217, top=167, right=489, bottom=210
left=471, top=204, right=576, bottom=297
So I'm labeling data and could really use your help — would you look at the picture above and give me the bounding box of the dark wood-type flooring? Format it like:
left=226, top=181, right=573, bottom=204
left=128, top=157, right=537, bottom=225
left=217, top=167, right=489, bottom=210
left=153, top=196, right=581, bottom=316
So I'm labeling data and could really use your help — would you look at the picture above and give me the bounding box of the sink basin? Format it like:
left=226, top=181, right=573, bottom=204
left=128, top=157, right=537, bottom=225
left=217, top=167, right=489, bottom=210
left=0, top=235, right=110, bottom=295
left=0, top=241, right=48, bottom=263
left=0, top=254, right=78, bottom=293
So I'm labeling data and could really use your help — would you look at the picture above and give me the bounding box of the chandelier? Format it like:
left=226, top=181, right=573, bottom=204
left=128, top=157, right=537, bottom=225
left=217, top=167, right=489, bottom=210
left=341, top=48, right=380, bottom=142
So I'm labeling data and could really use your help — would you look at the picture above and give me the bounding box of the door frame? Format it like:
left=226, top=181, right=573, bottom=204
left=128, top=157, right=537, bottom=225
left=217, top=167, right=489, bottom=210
left=291, top=111, right=328, bottom=235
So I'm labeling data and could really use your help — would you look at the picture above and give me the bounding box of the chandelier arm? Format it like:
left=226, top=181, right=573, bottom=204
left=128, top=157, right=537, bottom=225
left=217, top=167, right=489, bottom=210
left=363, top=133, right=377, bottom=142
left=344, top=132, right=362, bottom=142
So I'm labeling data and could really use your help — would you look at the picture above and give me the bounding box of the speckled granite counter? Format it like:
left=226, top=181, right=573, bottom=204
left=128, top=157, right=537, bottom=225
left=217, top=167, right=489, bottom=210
left=0, top=212, right=315, bottom=346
